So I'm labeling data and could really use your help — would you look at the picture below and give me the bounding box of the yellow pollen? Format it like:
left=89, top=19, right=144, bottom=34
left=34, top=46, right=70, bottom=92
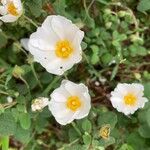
left=55, top=40, right=73, bottom=59
left=124, top=93, right=137, bottom=106
left=7, top=2, right=19, bottom=16
left=66, top=96, right=81, bottom=111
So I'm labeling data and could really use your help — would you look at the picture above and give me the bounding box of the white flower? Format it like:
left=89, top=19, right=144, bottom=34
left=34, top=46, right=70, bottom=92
left=0, top=0, right=23, bottom=22
left=21, top=15, right=84, bottom=75
left=7, top=96, right=13, bottom=103
left=48, top=80, right=91, bottom=125
left=31, top=97, right=49, bottom=112
left=110, top=83, right=148, bottom=115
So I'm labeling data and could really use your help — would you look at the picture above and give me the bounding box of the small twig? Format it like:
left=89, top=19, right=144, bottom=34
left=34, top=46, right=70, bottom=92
left=3, top=101, right=17, bottom=109
left=43, top=76, right=60, bottom=95
left=82, top=52, right=99, bottom=77
left=23, top=15, right=39, bottom=28
left=71, top=122, right=82, bottom=136
left=58, top=138, right=79, bottom=150
left=30, top=63, right=43, bottom=89
left=110, top=2, right=139, bottom=36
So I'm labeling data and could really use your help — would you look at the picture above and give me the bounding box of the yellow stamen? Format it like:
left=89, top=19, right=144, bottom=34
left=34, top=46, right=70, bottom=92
left=124, top=93, right=137, bottom=106
left=7, top=2, right=19, bottom=16
left=55, top=40, right=73, bottom=59
left=66, top=96, right=81, bottom=111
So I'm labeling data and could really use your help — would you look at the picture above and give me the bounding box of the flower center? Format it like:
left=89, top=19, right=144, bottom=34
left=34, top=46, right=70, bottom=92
left=124, top=93, right=137, bottom=106
left=55, top=40, right=73, bottom=59
left=66, top=96, right=81, bottom=111
left=7, top=2, right=19, bottom=16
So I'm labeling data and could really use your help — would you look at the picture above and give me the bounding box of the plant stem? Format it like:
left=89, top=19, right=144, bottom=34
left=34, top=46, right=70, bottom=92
left=71, top=122, right=82, bottom=136
left=1, top=136, right=9, bottom=150
left=20, top=76, right=31, bottom=97
left=30, top=63, right=43, bottom=89
left=43, top=76, right=60, bottom=95
left=58, top=138, right=79, bottom=150
left=23, top=15, right=38, bottom=28
left=0, top=90, right=9, bottom=95
left=82, top=52, right=99, bottom=77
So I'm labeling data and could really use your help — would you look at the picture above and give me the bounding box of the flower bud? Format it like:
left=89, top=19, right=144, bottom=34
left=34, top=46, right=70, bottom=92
left=105, top=22, right=112, bottom=29
left=27, top=55, right=34, bottom=64
left=134, top=73, right=141, bottom=80
left=99, top=124, right=110, bottom=139
left=118, top=11, right=126, bottom=17
left=31, top=97, right=49, bottom=112
left=104, top=9, right=111, bottom=14
left=7, top=96, right=13, bottom=103
left=130, top=34, right=144, bottom=44
left=13, top=65, right=25, bottom=78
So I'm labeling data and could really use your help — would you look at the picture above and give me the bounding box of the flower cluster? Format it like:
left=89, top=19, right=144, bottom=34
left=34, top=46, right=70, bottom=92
left=1, top=1, right=148, bottom=126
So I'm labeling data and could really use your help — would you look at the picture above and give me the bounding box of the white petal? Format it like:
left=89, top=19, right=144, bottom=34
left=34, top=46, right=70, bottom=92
left=49, top=101, right=68, bottom=118
left=130, top=83, right=144, bottom=97
left=51, top=15, right=84, bottom=41
left=55, top=112, right=74, bottom=125
left=1, top=0, right=7, bottom=5
left=137, top=97, right=148, bottom=108
left=28, top=42, right=57, bottom=64
left=20, top=38, right=29, bottom=51
left=115, top=83, right=129, bottom=96
left=49, top=100, right=75, bottom=125
left=50, top=88, right=70, bottom=103
left=72, top=30, right=84, bottom=46
left=0, top=6, right=7, bottom=15
left=64, top=81, right=88, bottom=96
left=0, top=14, right=18, bottom=22
left=13, top=0, right=22, bottom=13
left=45, top=57, right=80, bottom=76
left=29, top=27, right=58, bottom=51
left=75, top=94, right=91, bottom=119
left=41, top=15, right=60, bottom=38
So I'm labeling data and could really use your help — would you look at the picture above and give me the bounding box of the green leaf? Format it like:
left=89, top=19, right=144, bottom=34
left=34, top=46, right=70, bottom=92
left=119, top=144, right=134, bottom=150
left=82, top=132, right=91, bottom=145
left=26, top=0, right=43, bottom=17
left=146, top=108, right=150, bottom=127
left=138, top=124, right=150, bottom=138
left=98, top=112, right=117, bottom=129
left=1, top=136, right=9, bottom=150
left=99, top=137, right=115, bottom=148
left=81, top=41, right=87, bottom=50
left=82, top=119, right=92, bottom=133
left=137, top=0, right=150, bottom=12
left=53, top=0, right=67, bottom=15
left=68, top=128, right=79, bottom=142
left=127, top=132, right=145, bottom=150
left=19, top=113, right=31, bottom=130
left=91, top=45, right=100, bottom=65
left=101, top=53, right=113, bottom=65
left=110, top=65, right=119, bottom=80
left=0, top=112, right=16, bottom=136
left=0, top=32, right=8, bottom=49
left=14, top=124, right=31, bottom=144
left=144, top=82, right=150, bottom=99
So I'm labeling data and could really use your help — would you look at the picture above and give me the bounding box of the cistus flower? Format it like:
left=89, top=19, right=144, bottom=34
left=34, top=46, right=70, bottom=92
left=0, top=0, right=23, bottom=22
left=110, top=83, right=148, bottom=115
left=48, top=80, right=91, bottom=125
left=31, top=97, right=49, bottom=112
left=21, top=15, right=84, bottom=75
